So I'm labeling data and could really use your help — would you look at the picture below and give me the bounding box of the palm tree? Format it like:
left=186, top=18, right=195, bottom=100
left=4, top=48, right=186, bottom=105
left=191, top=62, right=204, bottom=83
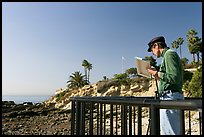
left=87, top=62, right=93, bottom=83
left=171, top=40, right=179, bottom=52
left=181, top=57, right=189, bottom=68
left=82, top=59, right=89, bottom=83
left=67, top=71, right=87, bottom=90
left=177, top=37, right=184, bottom=59
left=186, top=28, right=201, bottom=62
left=82, top=59, right=93, bottom=84
left=194, top=41, right=202, bottom=62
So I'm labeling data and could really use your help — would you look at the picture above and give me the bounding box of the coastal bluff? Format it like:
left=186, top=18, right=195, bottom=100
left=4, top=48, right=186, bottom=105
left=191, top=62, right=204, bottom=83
left=2, top=79, right=200, bottom=135
left=2, top=79, right=156, bottom=135
left=44, top=78, right=156, bottom=110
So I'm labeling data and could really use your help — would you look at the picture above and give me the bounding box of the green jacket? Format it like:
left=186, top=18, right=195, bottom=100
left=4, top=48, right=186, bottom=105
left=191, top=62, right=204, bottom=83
left=158, top=47, right=183, bottom=93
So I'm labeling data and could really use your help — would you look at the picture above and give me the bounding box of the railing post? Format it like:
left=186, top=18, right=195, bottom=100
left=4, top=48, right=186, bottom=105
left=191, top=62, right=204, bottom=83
left=103, top=104, right=106, bottom=135
left=110, top=104, right=113, bottom=135
left=89, top=102, right=94, bottom=135
left=75, top=101, right=81, bottom=135
left=96, top=103, right=99, bottom=135
left=199, top=111, right=202, bottom=135
left=180, top=110, right=185, bottom=135
left=121, top=105, right=127, bottom=135
left=71, top=100, right=76, bottom=135
left=133, top=107, right=136, bottom=135
left=129, top=106, right=132, bottom=135
left=150, top=104, right=160, bottom=135
left=115, top=105, right=118, bottom=135
left=146, top=107, right=151, bottom=135
left=80, top=102, right=85, bottom=135
left=99, top=103, right=103, bottom=135
left=137, top=106, right=142, bottom=135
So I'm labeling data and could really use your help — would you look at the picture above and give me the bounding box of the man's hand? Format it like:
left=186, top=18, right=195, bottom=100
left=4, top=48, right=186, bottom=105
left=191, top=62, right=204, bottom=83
left=147, top=67, right=159, bottom=80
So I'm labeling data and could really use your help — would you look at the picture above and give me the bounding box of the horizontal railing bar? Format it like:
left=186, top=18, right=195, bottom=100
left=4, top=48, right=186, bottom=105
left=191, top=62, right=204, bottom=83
left=70, top=96, right=202, bottom=110
left=70, top=96, right=201, bottom=102
left=143, top=99, right=202, bottom=110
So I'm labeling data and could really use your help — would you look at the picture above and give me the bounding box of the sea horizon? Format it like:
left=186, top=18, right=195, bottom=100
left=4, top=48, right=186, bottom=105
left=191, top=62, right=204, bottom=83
left=2, top=95, right=53, bottom=104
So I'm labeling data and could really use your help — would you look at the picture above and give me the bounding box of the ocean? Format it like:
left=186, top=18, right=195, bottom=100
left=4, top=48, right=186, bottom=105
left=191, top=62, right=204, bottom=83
left=2, top=95, right=52, bottom=104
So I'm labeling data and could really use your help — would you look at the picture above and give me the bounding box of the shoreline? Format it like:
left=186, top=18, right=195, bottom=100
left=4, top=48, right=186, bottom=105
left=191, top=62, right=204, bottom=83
left=2, top=95, right=52, bottom=105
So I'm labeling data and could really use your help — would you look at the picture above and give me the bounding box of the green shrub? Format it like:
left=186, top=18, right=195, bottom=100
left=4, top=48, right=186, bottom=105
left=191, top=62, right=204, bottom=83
left=183, top=70, right=193, bottom=84
left=183, top=66, right=202, bottom=97
left=55, top=92, right=65, bottom=101
left=96, top=79, right=120, bottom=93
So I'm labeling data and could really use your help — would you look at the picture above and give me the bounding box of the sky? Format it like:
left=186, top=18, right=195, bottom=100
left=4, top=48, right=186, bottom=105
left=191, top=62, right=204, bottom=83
left=2, top=2, right=202, bottom=96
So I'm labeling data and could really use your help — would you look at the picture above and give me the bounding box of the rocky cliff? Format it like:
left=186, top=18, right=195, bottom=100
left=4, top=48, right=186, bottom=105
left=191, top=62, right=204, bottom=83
left=43, top=78, right=157, bottom=110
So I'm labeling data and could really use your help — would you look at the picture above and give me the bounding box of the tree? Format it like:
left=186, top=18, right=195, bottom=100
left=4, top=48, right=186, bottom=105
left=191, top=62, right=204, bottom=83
left=82, top=59, right=93, bottom=84
left=87, top=62, right=93, bottom=83
left=125, top=68, right=137, bottom=78
left=113, top=73, right=130, bottom=86
left=186, top=28, right=202, bottom=62
left=171, top=40, right=179, bottom=52
left=177, top=37, right=184, bottom=59
left=82, top=59, right=89, bottom=83
left=181, top=57, right=189, bottom=68
left=171, top=37, right=184, bottom=58
left=197, top=41, right=202, bottom=60
left=184, top=66, right=202, bottom=97
left=67, top=71, right=87, bottom=90
left=194, top=41, right=202, bottom=62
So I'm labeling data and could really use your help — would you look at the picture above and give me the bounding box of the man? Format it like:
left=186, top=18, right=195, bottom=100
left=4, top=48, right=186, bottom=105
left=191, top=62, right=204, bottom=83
left=147, top=36, right=184, bottom=135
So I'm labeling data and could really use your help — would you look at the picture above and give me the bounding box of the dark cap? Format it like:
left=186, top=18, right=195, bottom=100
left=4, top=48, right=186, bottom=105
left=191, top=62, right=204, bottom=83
left=147, top=36, right=165, bottom=52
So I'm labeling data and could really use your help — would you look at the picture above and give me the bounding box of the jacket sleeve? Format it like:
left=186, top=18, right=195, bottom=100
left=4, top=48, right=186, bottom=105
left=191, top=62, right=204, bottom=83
left=159, top=51, right=181, bottom=84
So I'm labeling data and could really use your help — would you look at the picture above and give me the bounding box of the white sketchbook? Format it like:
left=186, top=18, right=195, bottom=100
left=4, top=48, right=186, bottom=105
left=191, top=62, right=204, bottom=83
left=135, top=57, right=151, bottom=78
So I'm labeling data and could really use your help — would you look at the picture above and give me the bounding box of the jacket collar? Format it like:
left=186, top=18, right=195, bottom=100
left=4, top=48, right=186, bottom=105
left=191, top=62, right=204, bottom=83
left=161, top=47, right=170, bottom=57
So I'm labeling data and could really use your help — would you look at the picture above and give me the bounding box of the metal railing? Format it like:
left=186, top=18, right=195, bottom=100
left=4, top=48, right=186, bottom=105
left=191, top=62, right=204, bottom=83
left=70, top=96, right=202, bottom=135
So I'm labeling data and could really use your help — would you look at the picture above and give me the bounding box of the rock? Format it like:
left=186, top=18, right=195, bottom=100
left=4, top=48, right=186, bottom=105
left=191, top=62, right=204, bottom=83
left=23, top=102, right=33, bottom=106
left=2, top=101, right=16, bottom=105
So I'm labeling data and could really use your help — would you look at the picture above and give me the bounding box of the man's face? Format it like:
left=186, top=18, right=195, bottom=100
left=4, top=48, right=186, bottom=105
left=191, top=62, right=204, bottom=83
left=151, top=43, right=161, bottom=58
